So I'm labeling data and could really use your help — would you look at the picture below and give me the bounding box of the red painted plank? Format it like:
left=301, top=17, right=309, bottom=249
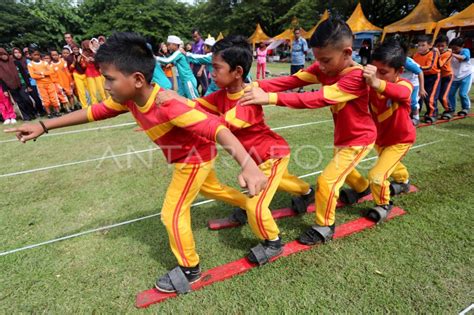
left=208, top=185, right=418, bottom=230
left=136, top=207, right=406, bottom=308
left=416, top=113, right=473, bottom=128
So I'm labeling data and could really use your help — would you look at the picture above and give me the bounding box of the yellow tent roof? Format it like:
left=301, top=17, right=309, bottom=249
left=433, top=4, right=474, bottom=39
left=216, top=32, right=224, bottom=41
left=304, top=10, right=330, bottom=39
left=346, top=3, right=382, bottom=33
left=381, top=0, right=444, bottom=41
left=248, top=23, right=270, bottom=44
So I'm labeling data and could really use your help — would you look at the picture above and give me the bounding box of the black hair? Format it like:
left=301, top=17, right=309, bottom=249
left=449, top=37, right=464, bottom=48
left=49, top=48, right=59, bottom=54
left=309, top=18, right=353, bottom=48
left=434, top=35, right=449, bottom=45
left=417, top=35, right=431, bottom=44
left=212, top=35, right=252, bottom=78
left=95, top=32, right=155, bottom=83
left=372, top=39, right=406, bottom=70
left=192, top=28, right=201, bottom=36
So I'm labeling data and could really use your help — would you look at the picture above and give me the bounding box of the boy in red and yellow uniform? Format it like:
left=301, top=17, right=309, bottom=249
left=240, top=18, right=377, bottom=245
left=158, top=35, right=314, bottom=263
left=434, top=35, right=454, bottom=119
left=413, top=35, right=440, bottom=123
left=6, top=32, right=268, bottom=294
left=28, top=49, right=61, bottom=118
left=340, top=40, right=416, bottom=222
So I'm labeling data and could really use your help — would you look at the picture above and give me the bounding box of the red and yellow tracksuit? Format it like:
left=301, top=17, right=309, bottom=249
left=413, top=49, right=441, bottom=117
left=255, top=62, right=377, bottom=227
left=437, top=50, right=453, bottom=112
left=194, top=89, right=311, bottom=240
left=28, top=61, right=59, bottom=109
left=68, top=55, right=89, bottom=108
left=350, top=79, right=416, bottom=206
left=87, top=84, right=250, bottom=267
left=85, top=61, right=106, bottom=104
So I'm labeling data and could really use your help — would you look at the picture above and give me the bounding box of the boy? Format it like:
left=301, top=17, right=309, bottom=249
left=337, top=40, right=416, bottom=222
left=156, top=35, right=199, bottom=99
left=45, top=52, right=71, bottom=113
left=434, top=35, right=454, bottom=119
left=50, top=49, right=75, bottom=111
left=240, top=18, right=377, bottom=245
left=448, top=37, right=472, bottom=116
left=5, top=32, right=268, bottom=294
left=28, top=49, right=61, bottom=118
left=401, top=56, right=426, bottom=126
left=185, top=37, right=219, bottom=96
left=157, top=35, right=315, bottom=263
left=413, top=35, right=440, bottom=123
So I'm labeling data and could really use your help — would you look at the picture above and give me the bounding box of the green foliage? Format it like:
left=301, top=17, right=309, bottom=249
left=0, top=0, right=472, bottom=50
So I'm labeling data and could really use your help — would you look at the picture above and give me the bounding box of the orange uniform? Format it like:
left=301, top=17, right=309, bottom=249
left=437, top=50, right=454, bottom=112
left=413, top=49, right=441, bottom=117
left=51, top=59, right=73, bottom=96
left=27, top=61, right=59, bottom=108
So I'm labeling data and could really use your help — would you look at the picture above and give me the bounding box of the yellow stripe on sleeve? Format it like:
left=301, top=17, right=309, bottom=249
left=170, top=109, right=208, bottom=128
left=103, top=98, right=129, bottom=111
left=294, top=70, right=319, bottom=83
left=86, top=106, right=95, bottom=122
left=322, top=84, right=358, bottom=103
left=224, top=107, right=252, bottom=129
left=196, top=98, right=219, bottom=113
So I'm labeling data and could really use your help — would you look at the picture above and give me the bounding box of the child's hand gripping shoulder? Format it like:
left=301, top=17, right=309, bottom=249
left=362, top=64, right=382, bottom=90
left=238, top=84, right=271, bottom=106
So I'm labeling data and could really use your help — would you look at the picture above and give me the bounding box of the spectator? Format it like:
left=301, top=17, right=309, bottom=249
left=191, top=29, right=208, bottom=95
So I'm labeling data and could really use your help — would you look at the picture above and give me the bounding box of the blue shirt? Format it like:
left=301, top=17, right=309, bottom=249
left=152, top=61, right=172, bottom=90
left=291, top=37, right=308, bottom=65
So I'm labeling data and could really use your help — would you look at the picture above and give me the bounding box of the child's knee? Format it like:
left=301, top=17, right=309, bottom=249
left=368, top=169, right=384, bottom=186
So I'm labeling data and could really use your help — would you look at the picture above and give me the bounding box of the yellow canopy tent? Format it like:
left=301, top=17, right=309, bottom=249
left=216, top=32, right=224, bottom=41
left=381, top=0, right=444, bottom=41
left=248, top=23, right=270, bottom=49
left=272, top=17, right=306, bottom=45
left=304, top=9, right=330, bottom=39
left=433, top=4, right=474, bottom=40
left=346, top=3, right=382, bottom=33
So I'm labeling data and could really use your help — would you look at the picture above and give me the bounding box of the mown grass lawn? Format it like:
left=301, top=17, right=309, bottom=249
left=0, top=62, right=473, bottom=313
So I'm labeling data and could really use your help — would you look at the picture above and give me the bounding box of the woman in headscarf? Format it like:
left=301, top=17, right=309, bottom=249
left=0, top=47, right=37, bottom=121
left=82, top=40, right=106, bottom=104
left=12, top=47, right=45, bottom=116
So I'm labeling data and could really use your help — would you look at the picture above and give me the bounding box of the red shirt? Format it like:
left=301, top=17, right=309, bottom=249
left=87, top=84, right=225, bottom=164
left=257, top=62, right=376, bottom=147
left=369, top=78, right=416, bottom=147
left=195, top=89, right=290, bottom=164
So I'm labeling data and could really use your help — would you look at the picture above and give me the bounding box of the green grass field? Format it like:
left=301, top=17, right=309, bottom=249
left=1, top=62, right=473, bottom=313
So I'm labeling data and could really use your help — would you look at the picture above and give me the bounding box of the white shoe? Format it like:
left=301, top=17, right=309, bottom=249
left=10, top=119, right=17, bottom=124
left=3, top=119, right=11, bottom=125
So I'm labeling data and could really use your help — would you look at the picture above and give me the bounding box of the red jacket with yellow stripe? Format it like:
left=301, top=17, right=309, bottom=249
left=255, top=62, right=376, bottom=147
left=87, top=84, right=225, bottom=164
left=369, top=78, right=416, bottom=147
left=194, top=89, right=290, bottom=165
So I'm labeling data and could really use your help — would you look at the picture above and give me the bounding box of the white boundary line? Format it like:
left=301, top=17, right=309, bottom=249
left=0, top=140, right=441, bottom=257
left=0, top=122, right=137, bottom=144
left=0, top=120, right=332, bottom=178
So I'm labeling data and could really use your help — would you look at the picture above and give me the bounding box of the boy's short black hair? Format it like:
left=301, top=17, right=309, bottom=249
left=449, top=37, right=464, bottom=48
left=309, top=18, right=353, bottom=48
left=417, top=35, right=431, bottom=44
left=95, top=32, right=155, bottom=83
left=434, top=35, right=449, bottom=45
left=212, top=35, right=252, bottom=78
left=372, top=39, right=406, bottom=70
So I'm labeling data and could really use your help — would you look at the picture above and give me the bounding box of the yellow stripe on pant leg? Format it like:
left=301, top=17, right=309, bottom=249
left=315, top=145, right=373, bottom=226
left=246, top=156, right=289, bottom=240
left=368, top=144, right=412, bottom=205
left=277, top=168, right=311, bottom=195
left=160, top=160, right=213, bottom=267
left=73, top=73, right=89, bottom=108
